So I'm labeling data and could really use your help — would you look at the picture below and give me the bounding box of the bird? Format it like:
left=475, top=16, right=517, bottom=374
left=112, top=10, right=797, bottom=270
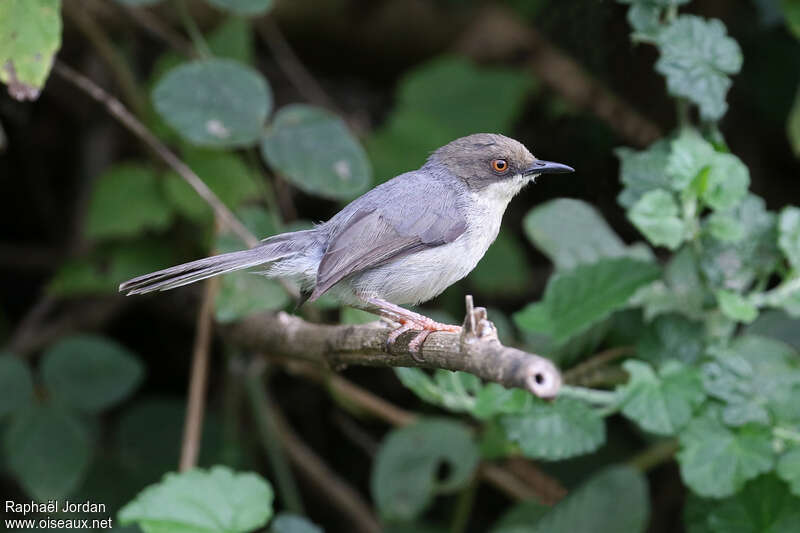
left=120, top=133, right=574, bottom=355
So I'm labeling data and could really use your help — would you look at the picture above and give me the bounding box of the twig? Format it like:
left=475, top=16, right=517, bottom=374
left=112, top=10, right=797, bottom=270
left=503, top=457, right=567, bottom=505
left=260, top=384, right=382, bottom=533
left=226, top=300, right=562, bottom=399
left=454, top=6, right=662, bottom=148
left=53, top=61, right=259, bottom=249
left=256, top=19, right=340, bottom=113
left=562, top=346, right=634, bottom=385
left=628, top=439, right=679, bottom=473
left=179, top=276, right=219, bottom=471
left=245, top=359, right=305, bottom=514
left=63, top=0, right=147, bottom=117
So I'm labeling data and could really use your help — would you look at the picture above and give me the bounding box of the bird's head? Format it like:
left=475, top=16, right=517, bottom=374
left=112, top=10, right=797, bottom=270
left=426, top=133, right=574, bottom=195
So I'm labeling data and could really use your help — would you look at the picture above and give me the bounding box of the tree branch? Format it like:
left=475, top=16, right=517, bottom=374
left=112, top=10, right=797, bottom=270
left=225, top=297, right=562, bottom=399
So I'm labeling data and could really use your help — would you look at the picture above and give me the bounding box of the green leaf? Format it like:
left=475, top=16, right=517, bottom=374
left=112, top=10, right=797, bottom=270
left=394, top=368, right=482, bottom=413
left=468, top=230, right=533, bottom=295
left=626, top=4, right=663, bottom=41
left=628, top=189, right=686, bottom=249
left=501, top=397, right=605, bottom=460
left=666, top=129, right=715, bottom=192
left=700, top=194, right=780, bottom=291
left=205, top=0, right=273, bottom=15
left=153, top=59, right=272, bottom=148
left=655, top=15, right=742, bottom=120
left=746, top=309, right=800, bottom=351
left=701, top=335, right=800, bottom=427
left=0, top=353, right=34, bottom=416
left=119, top=466, right=274, bottom=533
left=788, top=86, right=800, bottom=157
left=778, top=206, right=800, bottom=270
left=677, top=408, right=774, bottom=498
left=208, top=16, right=254, bottom=64
left=260, top=104, right=371, bottom=200
left=473, top=383, right=533, bottom=420
left=615, top=140, right=672, bottom=208
left=631, top=248, right=708, bottom=320
left=716, top=290, right=758, bottom=323
left=164, top=149, right=260, bottom=223
left=490, top=501, right=549, bottom=533
left=48, top=240, right=178, bottom=297
left=619, top=360, right=705, bottom=435
left=371, top=418, right=479, bottom=522
left=637, top=313, right=706, bottom=365
left=41, top=335, right=144, bottom=413
left=0, top=0, right=62, bottom=100
left=367, top=56, right=534, bottom=181
left=270, top=514, right=323, bottom=533
left=86, top=164, right=174, bottom=240
left=706, top=211, right=745, bottom=242
left=777, top=447, right=800, bottom=497
left=4, top=405, right=91, bottom=500
left=534, top=257, right=660, bottom=344
left=114, top=0, right=164, bottom=5
left=531, top=466, right=649, bottom=533
left=703, top=153, right=750, bottom=211
left=782, top=0, right=800, bottom=39
left=524, top=198, right=641, bottom=270
left=685, top=475, right=800, bottom=533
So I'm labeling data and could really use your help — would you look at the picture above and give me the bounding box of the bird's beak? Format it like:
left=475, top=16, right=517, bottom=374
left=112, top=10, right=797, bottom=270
left=523, top=160, right=575, bottom=176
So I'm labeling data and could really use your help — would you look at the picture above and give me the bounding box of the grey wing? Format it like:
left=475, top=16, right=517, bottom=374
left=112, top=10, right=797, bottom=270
left=309, top=185, right=467, bottom=301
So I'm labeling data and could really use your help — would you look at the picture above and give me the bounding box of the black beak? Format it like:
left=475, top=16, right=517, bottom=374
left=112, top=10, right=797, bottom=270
left=523, top=160, right=575, bottom=176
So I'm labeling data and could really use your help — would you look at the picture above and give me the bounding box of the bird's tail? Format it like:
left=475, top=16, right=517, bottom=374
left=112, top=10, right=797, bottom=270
left=119, top=230, right=316, bottom=296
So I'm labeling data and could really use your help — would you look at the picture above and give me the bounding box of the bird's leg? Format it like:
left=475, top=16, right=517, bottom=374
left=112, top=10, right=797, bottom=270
left=363, top=297, right=461, bottom=361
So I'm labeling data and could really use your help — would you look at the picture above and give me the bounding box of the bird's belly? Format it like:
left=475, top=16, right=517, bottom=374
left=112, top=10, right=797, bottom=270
left=348, top=212, right=503, bottom=305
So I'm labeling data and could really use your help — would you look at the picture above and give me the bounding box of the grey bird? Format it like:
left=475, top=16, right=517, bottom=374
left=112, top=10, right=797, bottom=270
left=120, top=133, right=573, bottom=372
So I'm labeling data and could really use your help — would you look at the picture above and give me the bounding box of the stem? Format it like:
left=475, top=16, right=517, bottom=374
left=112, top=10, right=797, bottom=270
left=628, top=439, right=679, bottom=472
left=558, top=385, right=618, bottom=406
left=54, top=61, right=259, bottom=248
left=179, top=276, right=219, bottom=471
left=449, top=477, right=478, bottom=533
left=245, top=360, right=306, bottom=514
left=175, top=0, right=212, bottom=58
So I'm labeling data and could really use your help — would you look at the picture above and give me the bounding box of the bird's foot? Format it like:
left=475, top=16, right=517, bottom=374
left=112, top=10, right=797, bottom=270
left=385, top=316, right=461, bottom=362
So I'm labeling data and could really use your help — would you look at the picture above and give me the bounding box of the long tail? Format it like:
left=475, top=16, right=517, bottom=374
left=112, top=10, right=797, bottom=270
left=119, top=230, right=315, bottom=295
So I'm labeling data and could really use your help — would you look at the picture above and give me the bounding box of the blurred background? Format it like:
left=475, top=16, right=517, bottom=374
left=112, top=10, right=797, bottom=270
left=1, top=0, right=799, bottom=531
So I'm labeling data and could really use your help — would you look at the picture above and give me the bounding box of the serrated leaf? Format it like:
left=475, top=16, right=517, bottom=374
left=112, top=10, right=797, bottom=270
left=0, top=353, right=34, bottom=416
left=119, top=466, right=274, bottom=533
left=632, top=247, right=708, bottom=320
left=716, top=290, right=758, bottom=323
left=619, top=360, right=705, bottom=435
left=271, top=513, right=323, bottom=533
left=86, top=164, right=174, bottom=240
left=261, top=104, right=371, bottom=200
left=41, top=335, right=144, bottom=413
left=703, top=153, right=749, bottom=211
left=637, top=313, right=706, bottom=365
left=701, top=335, right=800, bottom=426
left=706, top=211, right=745, bottom=242
left=153, top=59, right=271, bottom=147
left=501, top=397, right=605, bottom=460
left=616, top=140, right=672, bottom=208
left=629, top=189, right=686, bottom=249
left=472, top=383, right=533, bottom=420
left=778, top=206, right=800, bottom=270
left=746, top=309, right=800, bottom=350
left=666, top=130, right=715, bottom=192
left=468, top=230, right=533, bottom=295
left=777, top=447, right=800, bottom=497
left=205, top=0, right=273, bottom=15
left=677, top=408, right=774, bottom=498
left=524, top=198, right=638, bottom=270
left=394, top=368, right=482, bottom=413
left=371, top=418, right=479, bottom=522
left=531, top=466, right=649, bottom=533
left=626, top=4, right=663, bottom=41
left=4, top=405, right=91, bottom=500
left=700, top=194, right=780, bottom=291
left=208, top=17, right=254, bottom=64
left=0, top=0, right=62, bottom=101
left=686, top=475, right=800, bottom=533
left=655, top=16, right=742, bottom=120
left=367, top=56, right=534, bottom=181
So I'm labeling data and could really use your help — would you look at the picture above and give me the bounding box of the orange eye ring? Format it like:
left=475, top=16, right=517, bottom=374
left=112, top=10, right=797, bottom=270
left=491, top=159, right=509, bottom=173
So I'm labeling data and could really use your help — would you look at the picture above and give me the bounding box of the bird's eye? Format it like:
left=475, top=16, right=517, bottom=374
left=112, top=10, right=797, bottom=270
left=491, top=159, right=508, bottom=173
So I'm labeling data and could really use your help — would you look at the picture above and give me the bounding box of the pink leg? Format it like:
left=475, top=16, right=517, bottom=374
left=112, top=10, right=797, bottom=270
left=363, top=297, right=461, bottom=360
